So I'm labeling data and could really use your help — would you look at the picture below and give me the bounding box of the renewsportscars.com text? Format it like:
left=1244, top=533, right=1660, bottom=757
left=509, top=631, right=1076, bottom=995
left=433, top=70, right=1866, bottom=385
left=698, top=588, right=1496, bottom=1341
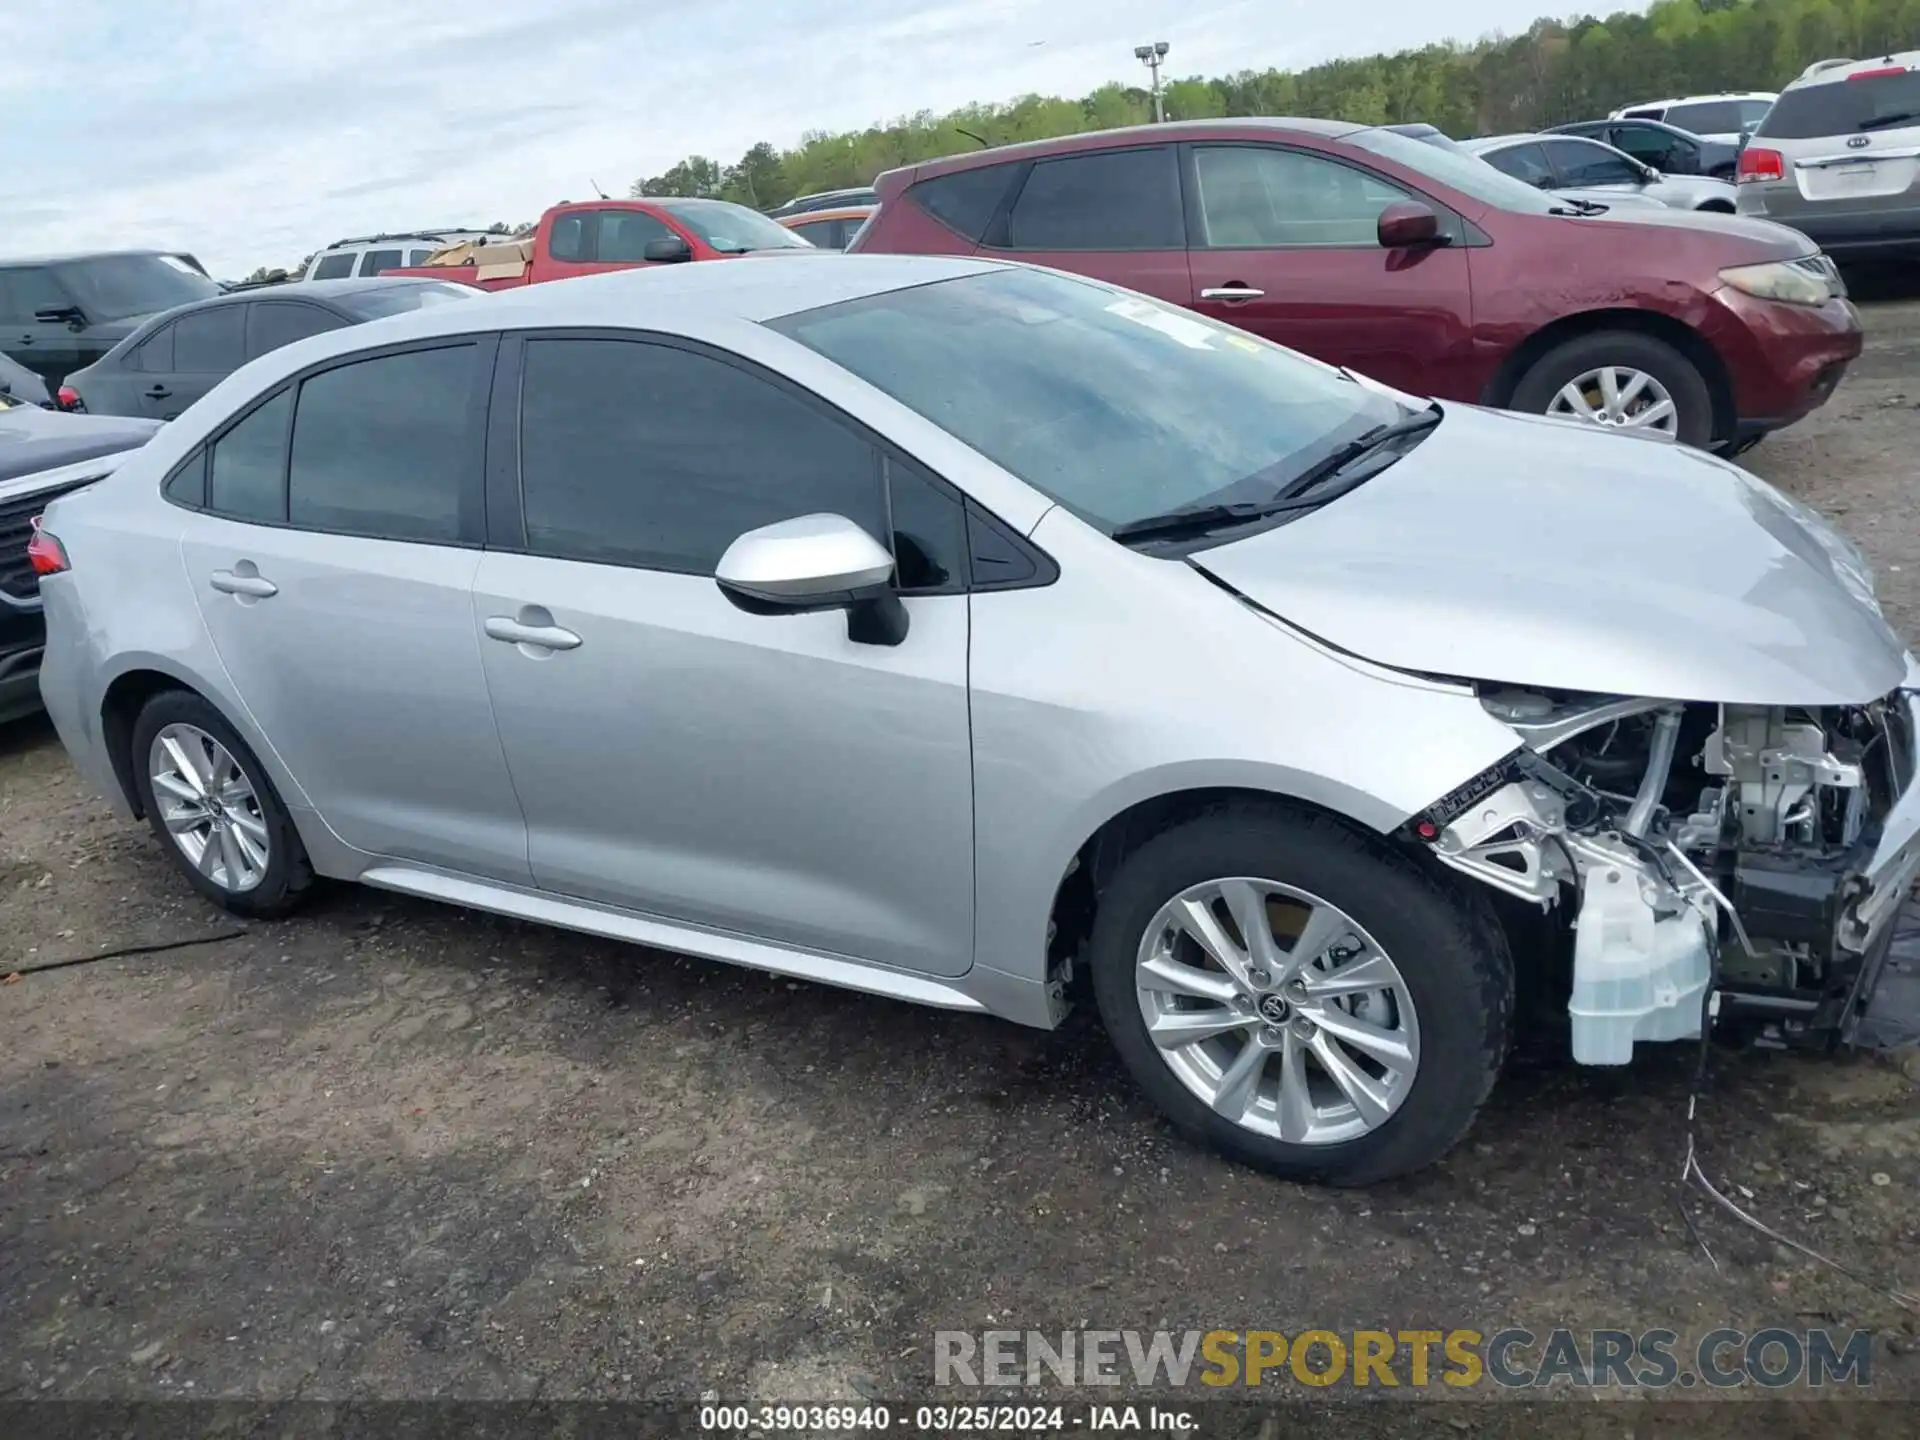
left=934, top=1327, right=1873, bottom=1390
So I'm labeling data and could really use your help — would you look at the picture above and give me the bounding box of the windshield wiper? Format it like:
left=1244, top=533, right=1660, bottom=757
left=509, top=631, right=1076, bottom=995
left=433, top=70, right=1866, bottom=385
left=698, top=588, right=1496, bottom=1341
left=1548, top=199, right=1608, bottom=216
left=1859, top=110, right=1920, bottom=131
left=1108, top=407, right=1442, bottom=546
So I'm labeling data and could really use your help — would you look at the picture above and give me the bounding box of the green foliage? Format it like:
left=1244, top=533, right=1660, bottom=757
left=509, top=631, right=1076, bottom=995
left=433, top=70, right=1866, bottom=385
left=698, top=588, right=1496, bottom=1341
left=628, top=0, right=1920, bottom=209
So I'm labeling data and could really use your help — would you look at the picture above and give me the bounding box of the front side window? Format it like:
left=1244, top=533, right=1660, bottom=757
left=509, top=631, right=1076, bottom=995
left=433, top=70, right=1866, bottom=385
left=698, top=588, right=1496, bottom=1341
left=172, top=306, right=247, bottom=372
left=310, top=253, right=356, bottom=280
left=651, top=200, right=812, bottom=253
left=287, top=345, right=478, bottom=541
left=0, top=266, right=73, bottom=324
left=1004, top=147, right=1183, bottom=250
left=516, top=338, right=883, bottom=574
left=357, top=249, right=403, bottom=277
left=1609, top=126, right=1681, bottom=165
left=1477, top=142, right=1556, bottom=188
left=1193, top=146, right=1410, bottom=247
left=1543, top=139, right=1643, bottom=187
left=768, top=266, right=1405, bottom=534
left=208, top=389, right=292, bottom=521
left=594, top=209, right=677, bottom=261
left=247, top=302, right=342, bottom=359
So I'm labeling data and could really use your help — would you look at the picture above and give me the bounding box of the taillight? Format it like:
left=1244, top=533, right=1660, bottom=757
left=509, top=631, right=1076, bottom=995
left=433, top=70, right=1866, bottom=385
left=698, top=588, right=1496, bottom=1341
left=1737, top=146, right=1785, bottom=183
left=55, top=385, right=83, bottom=412
left=26, top=518, right=69, bottom=577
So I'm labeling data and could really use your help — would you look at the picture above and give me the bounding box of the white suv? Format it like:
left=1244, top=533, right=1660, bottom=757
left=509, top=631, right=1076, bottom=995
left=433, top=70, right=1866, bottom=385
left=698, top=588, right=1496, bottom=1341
left=1610, top=92, right=1779, bottom=144
left=300, top=230, right=493, bottom=282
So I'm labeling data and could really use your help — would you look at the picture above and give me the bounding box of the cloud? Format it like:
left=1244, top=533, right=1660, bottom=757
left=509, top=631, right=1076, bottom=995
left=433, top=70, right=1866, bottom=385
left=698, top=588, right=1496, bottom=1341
left=0, top=0, right=1557, bottom=276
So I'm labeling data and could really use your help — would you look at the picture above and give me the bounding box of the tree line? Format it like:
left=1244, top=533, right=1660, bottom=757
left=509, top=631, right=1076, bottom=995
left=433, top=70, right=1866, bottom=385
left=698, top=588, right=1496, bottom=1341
left=629, top=0, right=1920, bottom=209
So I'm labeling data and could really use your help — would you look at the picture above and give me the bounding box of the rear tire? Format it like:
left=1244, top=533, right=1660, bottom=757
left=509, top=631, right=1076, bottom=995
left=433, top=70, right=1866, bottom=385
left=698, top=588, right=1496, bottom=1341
left=1511, top=329, right=1715, bottom=448
left=1086, top=803, right=1512, bottom=1186
left=130, top=690, right=314, bottom=919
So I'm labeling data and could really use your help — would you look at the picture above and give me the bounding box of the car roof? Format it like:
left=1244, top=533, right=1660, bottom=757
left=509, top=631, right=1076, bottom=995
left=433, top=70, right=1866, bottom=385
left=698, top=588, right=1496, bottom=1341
left=893, top=117, right=1363, bottom=182
left=0, top=248, right=186, bottom=268
left=1789, top=52, right=1920, bottom=87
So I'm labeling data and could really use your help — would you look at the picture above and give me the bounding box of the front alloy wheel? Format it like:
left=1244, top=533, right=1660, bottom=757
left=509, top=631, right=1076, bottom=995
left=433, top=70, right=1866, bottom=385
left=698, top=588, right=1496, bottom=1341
left=1546, top=365, right=1678, bottom=436
left=1135, top=878, right=1419, bottom=1144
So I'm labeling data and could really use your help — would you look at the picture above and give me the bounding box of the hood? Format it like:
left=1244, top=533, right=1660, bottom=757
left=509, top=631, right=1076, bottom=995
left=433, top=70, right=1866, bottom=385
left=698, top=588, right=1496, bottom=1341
left=1580, top=201, right=1812, bottom=253
left=1188, top=402, right=1907, bottom=706
left=0, top=407, right=161, bottom=484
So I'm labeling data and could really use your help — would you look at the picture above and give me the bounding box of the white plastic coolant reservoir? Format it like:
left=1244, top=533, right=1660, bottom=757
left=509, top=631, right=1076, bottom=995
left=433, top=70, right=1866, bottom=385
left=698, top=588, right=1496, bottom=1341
left=1568, top=864, right=1712, bottom=1064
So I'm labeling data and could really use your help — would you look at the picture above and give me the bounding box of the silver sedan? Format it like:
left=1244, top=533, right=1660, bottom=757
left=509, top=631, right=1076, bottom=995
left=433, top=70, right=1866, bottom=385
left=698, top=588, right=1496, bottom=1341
left=1465, top=132, right=1740, bottom=212
left=27, top=255, right=1920, bottom=1185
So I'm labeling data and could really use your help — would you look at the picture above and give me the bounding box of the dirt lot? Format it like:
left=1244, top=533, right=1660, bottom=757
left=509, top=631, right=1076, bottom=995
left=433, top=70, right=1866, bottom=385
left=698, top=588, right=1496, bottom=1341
left=3, top=288, right=1920, bottom=1426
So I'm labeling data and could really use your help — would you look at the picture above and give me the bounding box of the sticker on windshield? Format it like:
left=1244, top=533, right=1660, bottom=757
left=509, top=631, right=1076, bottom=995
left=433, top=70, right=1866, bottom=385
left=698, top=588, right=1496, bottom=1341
left=1104, top=297, right=1218, bottom=350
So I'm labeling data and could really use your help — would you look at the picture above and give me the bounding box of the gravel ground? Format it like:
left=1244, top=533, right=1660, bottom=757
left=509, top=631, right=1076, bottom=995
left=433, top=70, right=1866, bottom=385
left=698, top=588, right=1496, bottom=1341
left=2, top=288, right=1919, bottom=1427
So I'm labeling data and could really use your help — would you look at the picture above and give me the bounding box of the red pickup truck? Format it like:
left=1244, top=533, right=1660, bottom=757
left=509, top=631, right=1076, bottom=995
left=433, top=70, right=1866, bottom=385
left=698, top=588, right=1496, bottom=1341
left=379, top=196, right=817, bottom=289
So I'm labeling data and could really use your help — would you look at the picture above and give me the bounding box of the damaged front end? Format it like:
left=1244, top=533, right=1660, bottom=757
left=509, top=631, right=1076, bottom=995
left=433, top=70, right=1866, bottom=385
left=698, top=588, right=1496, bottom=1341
left=1409, top=684, right=1920, bottom=1063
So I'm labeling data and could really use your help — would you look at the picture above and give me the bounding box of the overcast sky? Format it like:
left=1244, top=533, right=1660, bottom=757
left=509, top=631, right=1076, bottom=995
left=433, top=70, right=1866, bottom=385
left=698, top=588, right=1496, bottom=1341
left=4, top=0, right=1567, bottom=278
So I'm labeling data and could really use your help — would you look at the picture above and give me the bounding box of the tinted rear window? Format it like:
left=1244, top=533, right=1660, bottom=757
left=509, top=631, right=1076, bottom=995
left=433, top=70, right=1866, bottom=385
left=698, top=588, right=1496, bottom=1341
left=1757, top=72, right=1920, bottom=138
left=1004, top=147, right=1183, bottom=250
left=1663, top=99, right=1772, bottom=134
left=910, top=165, right=1017, bottom=242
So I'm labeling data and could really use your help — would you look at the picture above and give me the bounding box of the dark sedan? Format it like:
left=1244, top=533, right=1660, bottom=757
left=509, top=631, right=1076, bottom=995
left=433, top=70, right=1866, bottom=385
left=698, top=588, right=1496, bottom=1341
left=0, top=250, right=221, bottom=393
left=1546, top=118, right=1742, bottom=180
left=63, top=277, right=476, bottom=419
left=1, top=406, right=160, bottom=723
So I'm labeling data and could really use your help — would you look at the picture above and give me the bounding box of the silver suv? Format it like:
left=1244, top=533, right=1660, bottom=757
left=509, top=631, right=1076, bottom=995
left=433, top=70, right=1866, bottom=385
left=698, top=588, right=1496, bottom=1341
left=1736, top=53, right=1920, bottom=260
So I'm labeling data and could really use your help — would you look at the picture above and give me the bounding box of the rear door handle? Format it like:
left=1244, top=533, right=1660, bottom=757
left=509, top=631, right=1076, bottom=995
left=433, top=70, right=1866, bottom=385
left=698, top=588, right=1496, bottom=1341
left=145, top=385, right=172, bottom=399
left=485, top=616, right=582, bottom=651
left=209, top=569, right=277, bottom=598
left=1199, top=285, right=1265, bottom=301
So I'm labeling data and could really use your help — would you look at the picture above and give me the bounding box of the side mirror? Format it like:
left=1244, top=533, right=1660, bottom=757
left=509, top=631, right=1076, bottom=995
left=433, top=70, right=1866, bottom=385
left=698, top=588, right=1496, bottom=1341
left=33, top=305, right=84, bottom=327
left=1377, top=200, right=1442, bottom=248
left=1639, top=163, right=1662, bottom=182
left=643, top=235, right=694, bottom=264
left=714, top=512, right=908, bottom=645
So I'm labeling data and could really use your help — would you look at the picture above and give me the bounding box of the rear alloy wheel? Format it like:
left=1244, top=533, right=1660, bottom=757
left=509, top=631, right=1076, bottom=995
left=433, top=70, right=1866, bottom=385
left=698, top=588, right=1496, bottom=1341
left=1088, top=804, right=1511, bottom=1185
left=130, top=690, right=314, bottom=918
left=1512, top=330, right=1714, bottom=448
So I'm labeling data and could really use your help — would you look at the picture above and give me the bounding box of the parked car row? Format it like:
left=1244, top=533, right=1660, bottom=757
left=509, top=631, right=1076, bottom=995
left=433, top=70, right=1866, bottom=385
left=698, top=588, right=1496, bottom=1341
left=18, top=255, right=1919, bottom=1190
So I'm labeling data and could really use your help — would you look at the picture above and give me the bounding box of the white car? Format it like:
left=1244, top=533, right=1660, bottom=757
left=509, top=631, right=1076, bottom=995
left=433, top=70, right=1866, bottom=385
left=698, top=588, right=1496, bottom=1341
left=1611, top=93, right=1779, bottom=145
left=299, top=230, right=496, bottom=282
left=1465, top=134, right=1740, bottom=214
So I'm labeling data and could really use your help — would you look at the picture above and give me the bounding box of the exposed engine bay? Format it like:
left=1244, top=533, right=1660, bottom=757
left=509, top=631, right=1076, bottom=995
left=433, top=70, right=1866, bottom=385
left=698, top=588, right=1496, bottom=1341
left=1412, top=687, right=1920, bottom=1062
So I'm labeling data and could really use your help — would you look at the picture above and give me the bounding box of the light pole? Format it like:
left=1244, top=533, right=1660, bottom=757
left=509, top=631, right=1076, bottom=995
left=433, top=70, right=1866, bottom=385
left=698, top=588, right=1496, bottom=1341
left=1134, top=41, right=1169, bottom=123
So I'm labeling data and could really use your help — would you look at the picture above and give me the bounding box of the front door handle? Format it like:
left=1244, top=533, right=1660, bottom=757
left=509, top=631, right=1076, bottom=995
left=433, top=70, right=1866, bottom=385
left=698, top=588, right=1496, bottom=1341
left=485, top=616, right=582, bottom=651
left=1199, top=284, right=1265, bottom=301
left=210, top=568, right=277, bottom=598
left=145, top=385, right=172, bottom=399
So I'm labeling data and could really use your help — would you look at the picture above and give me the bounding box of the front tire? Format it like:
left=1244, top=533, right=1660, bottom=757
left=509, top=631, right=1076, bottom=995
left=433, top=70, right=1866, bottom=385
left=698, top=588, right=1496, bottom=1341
left=130, top=689, right=314, bottom=919
left=1087, top=804, right=1511, bottom=1185
left=1511, top=329, right=1715, bottom=448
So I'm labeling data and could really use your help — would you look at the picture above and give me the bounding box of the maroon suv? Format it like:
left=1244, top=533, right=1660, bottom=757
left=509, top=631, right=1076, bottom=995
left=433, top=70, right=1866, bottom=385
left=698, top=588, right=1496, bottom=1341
left=850, top=118, right=1862, bottom=450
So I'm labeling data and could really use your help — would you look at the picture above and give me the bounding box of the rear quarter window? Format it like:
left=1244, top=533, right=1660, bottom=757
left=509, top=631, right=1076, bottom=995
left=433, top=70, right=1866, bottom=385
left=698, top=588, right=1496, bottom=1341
left=908, top=165, right=1019, bottom=243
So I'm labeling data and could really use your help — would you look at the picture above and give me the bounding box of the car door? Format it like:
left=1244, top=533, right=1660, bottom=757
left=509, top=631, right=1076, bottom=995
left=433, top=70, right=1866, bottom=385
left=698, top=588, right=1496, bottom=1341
left=173, top=333, right=533, bottom=883
left=0, top=266, right=88, bottom=388
left=138, top=304, right=248, bottom=419
left=470, top=332, right=976, bottom=977
left=1183, top=142, right=1475, bottom=396
left=980, top=144, right=1192, bottom=307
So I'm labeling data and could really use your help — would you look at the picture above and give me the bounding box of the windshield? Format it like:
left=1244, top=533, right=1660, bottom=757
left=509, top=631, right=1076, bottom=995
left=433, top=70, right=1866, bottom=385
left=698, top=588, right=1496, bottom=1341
left=1346, top=127, right=1562, bottom=214
left=1665, top=98, right=1773, bottom=134
left=654, top=199, right=813, bottom=253
left=52, top=254, right=222, bottom=320
left=768, top=267, right=1407, bottom=533
left=335, top=282, right=477, bottom=319
left=1756, top=72, right=1920, bottom=138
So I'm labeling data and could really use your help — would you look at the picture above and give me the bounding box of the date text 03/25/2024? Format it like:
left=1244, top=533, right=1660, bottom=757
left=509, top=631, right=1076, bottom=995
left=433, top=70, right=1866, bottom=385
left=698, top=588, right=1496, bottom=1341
left=698, top=1404, right=1195, bottom=1432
